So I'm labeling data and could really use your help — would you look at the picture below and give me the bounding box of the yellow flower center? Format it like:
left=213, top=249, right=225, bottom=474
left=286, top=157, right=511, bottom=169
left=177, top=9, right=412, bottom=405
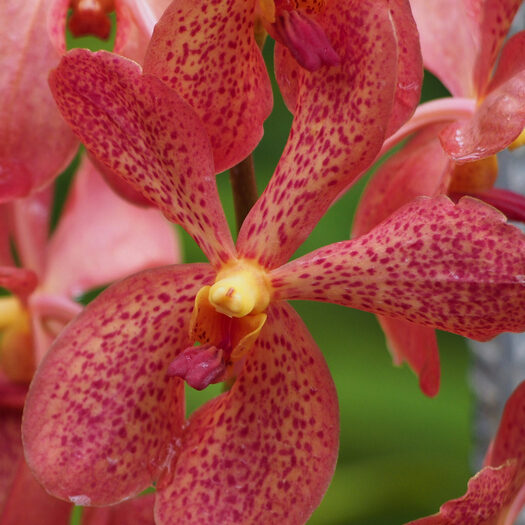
left=448, top=155, right=498, bottom=194
left=508, top=128, right=525, bottom=151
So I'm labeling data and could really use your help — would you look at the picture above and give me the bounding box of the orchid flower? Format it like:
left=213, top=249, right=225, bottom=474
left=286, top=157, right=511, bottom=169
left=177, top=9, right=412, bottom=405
left=408, top=380, right=525, bottom=525
left=350, top=1, right=525, bottom=397
left=0, top=0, right=170, bottom=203
left=20, top=39, right=525, bottom=523
left=142, top=0, right=423, bottom=173
left=0, top=155, right=179, bottom=524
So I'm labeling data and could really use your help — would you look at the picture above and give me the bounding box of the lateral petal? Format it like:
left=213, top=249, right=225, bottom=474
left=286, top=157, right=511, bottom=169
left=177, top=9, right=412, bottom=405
left=0, top=0, right=78, bottom=201
left=0, top=411, right=22, bottom=512
left=43, top=155, right=180, bottom=298
left=238, top=0, right=398, bottom=268
left=143, top=0, right=273, bottom=172
left=440, top=32, right=525, bottom=162
left=82, top=493, right=155, bottom=525
left=271, top=196, right=525, bottom=341
left=49, top=49, right=235, bottom=267
left=155, top=302, right=339, bottom=525
left=23, top=264, right=214, bottom=505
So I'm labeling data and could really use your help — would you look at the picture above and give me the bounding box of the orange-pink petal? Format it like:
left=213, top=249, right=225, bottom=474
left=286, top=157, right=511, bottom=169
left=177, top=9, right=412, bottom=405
left=238, top=0, right=398, bottom=268
left=23, top=264, right=214, bottom=506
left=49, top=49, right=235, bottom=267
left=143, top=0, right=273, bottom=172
left=271, top=196, right=525, bottom=341
left=155, top=302, right=339, bottom=525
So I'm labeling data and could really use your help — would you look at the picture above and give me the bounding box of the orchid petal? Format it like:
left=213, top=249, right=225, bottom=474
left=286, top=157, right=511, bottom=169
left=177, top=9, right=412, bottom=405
left=274, top=43, right=301, bottom=114
left=379, top=317, right=440, bottom=398
left=83, top=493, right=155, bottom=525
left=0, top=268, right=38, bottom=301
left=406, top=463, right=518, bottom=525
left=473, top=0, right=523, bottom=95
left=0, top=460, right=72, bottom=525
left=143, top=0, right=273, bottom=172
left=49, top=49, right=235, bottom=267
left=155, top=302, right=339, bottom=525
left=0, top=0, right=78, bottom=202
left=271, top=196, right=525, bottom=341
left=353, top=124, right=452, bottom=238
left=23, top=264, right=214, bottom=506
left=0, top=411, right=22, bottom=512
left=408, top=0, right=480, bottom=97
left=238, top=0, right=398, bottom=268
left=384, top=0, right=423, bottom=138
left=9, top=188, right=53, bottom=279
left=43, top=155, right=180, bottom=298
left=0, top=374, right=27, bottom=409
left=0, top=207, right=13, bottom=267
left=440, top=32, right=525, bottom=162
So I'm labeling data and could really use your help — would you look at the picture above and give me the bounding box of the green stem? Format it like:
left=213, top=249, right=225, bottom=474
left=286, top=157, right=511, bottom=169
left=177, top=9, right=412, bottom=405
left=229, top=154, right=259, bottom=232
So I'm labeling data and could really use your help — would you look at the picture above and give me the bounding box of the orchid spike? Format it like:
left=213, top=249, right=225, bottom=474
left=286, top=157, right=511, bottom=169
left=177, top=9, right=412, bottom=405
left=0, top=155, right=179, bottom=521
left=407, top=380, right=525, bottom=525
left=22, top=43, right=525, bottom=523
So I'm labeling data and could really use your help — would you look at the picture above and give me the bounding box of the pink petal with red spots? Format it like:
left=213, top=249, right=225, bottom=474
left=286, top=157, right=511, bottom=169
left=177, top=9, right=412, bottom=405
left=271, top=196, right=525, bottom=341
left=23, top=264, right=214, bottom=506
left=406, top=463, right=518, bottom=525
left=49, top=49, right=235, bottom=267
left=352, top=124, right=452, bottom=238
left=0, top=411, right=22, bottom=512
left=0, top=460, right=72, bottom=525
left=409, top=0, right=485, bottom=97
left=0, top=0, right=78, bottom=202
left=143, top=0, right=273, bottom=173
left=83, top=493, right=155, bottom=525
left=43, top=155, right=180, bottom=298
left=274, top=43, right=302, bottom=114
left=238, top=0, right=398, bottom=268
left=379, top=317, right=440, bottom=397
left=384, top=0, right=423, bottom=138
left=473, top=0, right=523, bottom=95
left=440, top=32, right=525, bottom=162
left=155, top=302, right=339, bottom=525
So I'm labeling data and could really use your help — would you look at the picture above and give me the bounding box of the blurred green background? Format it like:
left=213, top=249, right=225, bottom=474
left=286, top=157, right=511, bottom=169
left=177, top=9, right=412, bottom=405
left=64, top=22, right=472, bottom=525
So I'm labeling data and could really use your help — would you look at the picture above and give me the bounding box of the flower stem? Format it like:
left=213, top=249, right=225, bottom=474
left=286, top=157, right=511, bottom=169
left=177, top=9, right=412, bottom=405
left=229, top=154, right=258, bottom=232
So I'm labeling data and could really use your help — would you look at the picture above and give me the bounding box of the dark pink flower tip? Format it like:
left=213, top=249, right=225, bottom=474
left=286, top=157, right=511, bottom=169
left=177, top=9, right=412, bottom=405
left=167, top=345, right=225, bottom=391
left=272, top=9, right=340, bottom=72
left=0, top=267, right=38, bottom=300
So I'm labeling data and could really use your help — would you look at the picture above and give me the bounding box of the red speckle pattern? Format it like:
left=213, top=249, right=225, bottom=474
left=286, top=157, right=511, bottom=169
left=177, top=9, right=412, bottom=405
left=440, top=32, right=525, bottom=162
left=143, top=0, right=273, bottom=173
left=49, top=49, right=235, bottom=268
left=270, top=196, right=525, bottom=341
left=238, top=0, right=398, bottom=268
left=23, top=264, right=214, bottom=505
left=154, top=302, right=338, bottom=525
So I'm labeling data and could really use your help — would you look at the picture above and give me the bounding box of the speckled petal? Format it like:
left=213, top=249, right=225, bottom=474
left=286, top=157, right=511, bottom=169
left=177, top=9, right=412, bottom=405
left=143, top=0, right=273, bottom=172
left=238, top=0, right=398, bottom=268
left=155, top=302, right=339, bottom=525
left=473, top=0, right=523, bottom=95
left=0, top=460, right=72, bottom=525
left=83, top=493, right=155, bottom=525
left=271, top=196, right=525, bottom=341
left=406, top=463, right=518, bottom=525
left=384, top=0, right=423, bottom=137
left=49, top=49, right=235, bottom=267
left=43, top=155, right=180, bottom=298
left=440, top=32, right=525, bottom=162
left=379, top=317, right=440, bottom=397
left=408, top=0, right=480, bottom=97
left=0, top=0, right=78, bottom=202
left=0, top=411, right=22, bottom=512
left=23, top=264, right=214, bottom=506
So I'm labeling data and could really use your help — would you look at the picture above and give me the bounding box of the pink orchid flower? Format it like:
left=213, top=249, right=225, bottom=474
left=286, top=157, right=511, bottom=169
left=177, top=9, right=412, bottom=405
left=351, top=0, right=525, bottom=397
left=0, top=0, right=170, bottom=203
left=408, top=380, right=525, bottom=525
left=0, top=155, right=179, bottom=524
left=142, top=0, right=423, bottom=174
left=20, top=35, right=525, bottom=523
